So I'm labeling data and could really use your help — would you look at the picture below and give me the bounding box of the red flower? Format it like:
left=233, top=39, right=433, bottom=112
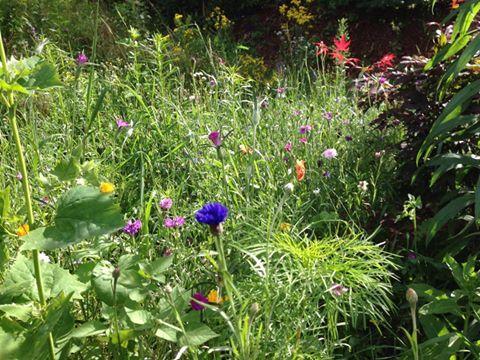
left=375, top=53, right=395, bottom=71
left=451, top=0, right=465, bottom=9
left=331, top=51, right=359, bottom=67
left=314, top=41, right=328, bottom=56
left=333, top=34, right=351, bottom=53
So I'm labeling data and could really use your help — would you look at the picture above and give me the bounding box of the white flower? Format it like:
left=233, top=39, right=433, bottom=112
left=39, top=252, right=50, bottom=263
left=284, top=183, right=294, bottom=193
left=313, top=188, right=320, bottom=195
left=358, top=181, right=369, bottom=192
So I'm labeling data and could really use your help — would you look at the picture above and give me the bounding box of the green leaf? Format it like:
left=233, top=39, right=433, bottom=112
left=0, top=303, right=34, bottom=322
left=125, top=309, right=154, bottom=326
left=439, top=35, right=480, bottom=95
left=21, top=186, right=123, bottom=251
left=419, top=298, right=461, bottom=316
left=426, top=153, right=480, bottom=186
left=419, top=80, right=480, bottom=162
left=155, top=325, right=178, bottom=343
left=91, top=260, right=145, bottom=306
left=0, top=187, right=10, bottom=221
left=142, top=256, right=173, bottom=281
left=0, top=255, right=86, bottom=302
left=424, top=34, right=471, bottom=71
left=422, top=115, right=478, bottom=151
left=69, top=321, right=108, bottom=338
left=178, top=324, right=218, bottom=347
left=451, top=1, right=480, bottom=42
left=22, top=61, right=62, bottom=90
left=0, top=79, right=29, bottom=94
left=52, top=157, right=81, bottom=181
left=425, top=194, right=475, bottom=242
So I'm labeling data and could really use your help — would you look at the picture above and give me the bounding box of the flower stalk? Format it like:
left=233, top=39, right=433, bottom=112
left=0, top=31, right=55, bottom=360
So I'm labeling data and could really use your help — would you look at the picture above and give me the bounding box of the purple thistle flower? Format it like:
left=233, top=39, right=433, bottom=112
left=123, top=219, right=142, bottom=236
left=164, top=216, right=185, bottom=228
left=190, top=292, right=208, bottom=311
left=159, top=198, right=173, bottom=210
left=299, top=125, right=312, bottom=134
left=76, top=53, right=88, bottom=66
left=299, top=137, right=307, bottom=144
left=208, top=131, right=222, bottom=147
left=345, top=135, right=353, bottom=142
left=284, top=141, right=292, bottom=152
left=330, top=283, right=348, bottom=297
left=324, top=112, right=333, bottom=122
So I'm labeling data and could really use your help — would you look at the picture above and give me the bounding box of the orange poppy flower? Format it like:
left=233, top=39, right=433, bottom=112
left=295, top=160, right=306, bottom=181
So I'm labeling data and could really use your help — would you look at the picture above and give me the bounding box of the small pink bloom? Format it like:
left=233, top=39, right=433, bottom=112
left=284, top=141, right=292, bottom=152
left=116, top=118, right=130, bottom=128
left=76, top=53, right=88, bottom=65
left=159, top=198, right=173, bottom=210
left=208, top=131, right=222, bottom=147
left=299, top=125, right=312, bottom=134
left=299, top=137, right=308, bottom=144
left=322, top=148, right=337, bottom=159
left=16, top=172, right=23, bottom=181
left=375, top=150, right=385, bottom=159
left=330, top=283, right=348, bottom=297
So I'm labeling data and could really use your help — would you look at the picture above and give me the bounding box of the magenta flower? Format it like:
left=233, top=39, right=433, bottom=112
left=163, top=216, right=185, bottom=228
left=16, top=172, right=23, bottom=181
left=299, top=137, right=307, bottom=144
left=299, top=125, right=312, bottom=134
left=276, top=87, right=286, bottom=94
left=76, top=53, right=88, bottom=65
left=208, top=131, right=222, bottom=147
left=116, top=118, right=130, bottom=128
left=293, top=110, right=302, bottom=116
left=322, top=148, right=338, bottom=159
left=191, top=292, right=208, bottom=311
left=159, top=198, right=173, bottom=210
left=284, top=141, right=292, bottom=152
left=330, top=283, right=348, bottom=297
left=123, top=219, right=142, bottom=236
left=324, top=112, right=333, bottom=121
left=379, top=76, right=387, bottom=84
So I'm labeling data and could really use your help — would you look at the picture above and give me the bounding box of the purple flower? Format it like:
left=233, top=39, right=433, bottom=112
left=324, top=112, right=333, bottom=121
left=116, top=118, right=130, bottom=128
left=276, top=87, right=286, bottom=94
left=209, top=79, right=217, bottom=87
left=293, top=110, right=302, bottom=116
left=323, top=171, right=331, bottom=178
left=123, top=219, right=142, bottom=236
left=322, top=148, right=338, bottom=159
left=379, top=76, right=387, bottom=84
left=299, top=125, right=312, bottom=134
left=284, top=141, right=292, bottom=152
left=190, top=292, right=208, bottom=311
left=16, top=172, right=23, bottom=181
left=345, top=135, right=353, bottom=142
left=195, top=203, right=228, bottom=226
left=76, top=53, right=88, bottom=65
left=330, top=283, right=348, bottom=297
left=299, top=137, right=307, bottom=144
left=407, top=251, right=417, bottom=260
left=208, top=131, right=222, bottom=147
left=159, top=198, right=173, bottom=210
left=163, top=216, right=185, bottom=228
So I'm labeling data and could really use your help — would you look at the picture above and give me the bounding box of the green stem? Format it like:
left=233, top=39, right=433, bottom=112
left=0, top=31, right=55, bottom=360
left=411, top=305, right=419, bottom=360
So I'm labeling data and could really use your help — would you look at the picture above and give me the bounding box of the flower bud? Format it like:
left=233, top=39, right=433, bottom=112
left=284, top=182, right=294, bottom=193
left=250, top=302, right=260, bottom=317
left=112, top=267, right=121, bottom=281
left=209, top=223, right=224, bottom=236
left=406, top=288, right=418, bottom=307
left=164, top=284, right=173, bottom=294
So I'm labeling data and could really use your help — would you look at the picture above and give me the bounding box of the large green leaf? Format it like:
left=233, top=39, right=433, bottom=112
left=21, top=186, right=123, bottom=251
left=52, top=157, right=81, bottom=181
left=426, top=153, right=480, bottom=186
left=20, top=61, right=62, bottom=90
left=419, top=298, right=461, bottom=316
left=0, top=255, right=86, bottom=303
left=69, top=321, right=108, bottom=338
left=425, top=194, right=475, bottom=242
left=451, top=0, right=480, bottom=42
left=424, top=34, right=471, bottom=71
left=439, top=35, right=480, bottom=96
left=419, top=80, right=480, bottom=162
left=178, top=324, right=218, bottom=347
left=422, top=115, right=478, bottom=151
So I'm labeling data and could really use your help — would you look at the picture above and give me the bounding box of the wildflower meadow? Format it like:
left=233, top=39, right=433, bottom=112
left=0, top=0, right=479, bottom=359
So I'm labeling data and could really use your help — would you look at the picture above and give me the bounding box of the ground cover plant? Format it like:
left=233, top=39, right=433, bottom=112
left=0, top=0, right=479, bottom=359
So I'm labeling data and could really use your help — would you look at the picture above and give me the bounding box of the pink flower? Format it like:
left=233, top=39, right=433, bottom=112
left=330, top=283, right=348, bottom=297
left=16, top=172, right=23, bottom=181
left=284, top=141, right=292, bottom=152
left=322, top=148, right=337, bottom=159
left=116, top=118, right=130, bottom=128
left=299, top=137, right=308, bottom=144
left=208, top=131, right=222, bottom=147
left=299, top=125, right=312, bottom=134
left=159, top=198, right=173, bottom=210
left=375, top=150, right=385, bottom=159
left=76, top=53, right=88, bottom=65
left=163, top=216, right=185, bottom=228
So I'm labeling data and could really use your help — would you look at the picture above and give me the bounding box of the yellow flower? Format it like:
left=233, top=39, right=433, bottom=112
left=207, top=289, right=223, bottom=304
left=16, top=224, right=29, bottom=237
left=279, top=222, right=291, bottom=232
left=99, top=182, right=115, bottom=194
left=239, top=144, right=253, bottom=155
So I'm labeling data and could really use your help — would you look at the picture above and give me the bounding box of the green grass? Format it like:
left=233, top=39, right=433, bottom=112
left=0, top=27, right=404, bottom=359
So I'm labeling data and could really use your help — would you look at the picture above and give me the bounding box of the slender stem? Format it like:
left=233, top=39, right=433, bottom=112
left=1, top=31, right=55, bottom=360
left=411, top=305, right=418, bottom=360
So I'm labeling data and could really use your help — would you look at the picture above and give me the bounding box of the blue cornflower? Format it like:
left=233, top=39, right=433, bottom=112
left=195, top=202, right=228, bottom=235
